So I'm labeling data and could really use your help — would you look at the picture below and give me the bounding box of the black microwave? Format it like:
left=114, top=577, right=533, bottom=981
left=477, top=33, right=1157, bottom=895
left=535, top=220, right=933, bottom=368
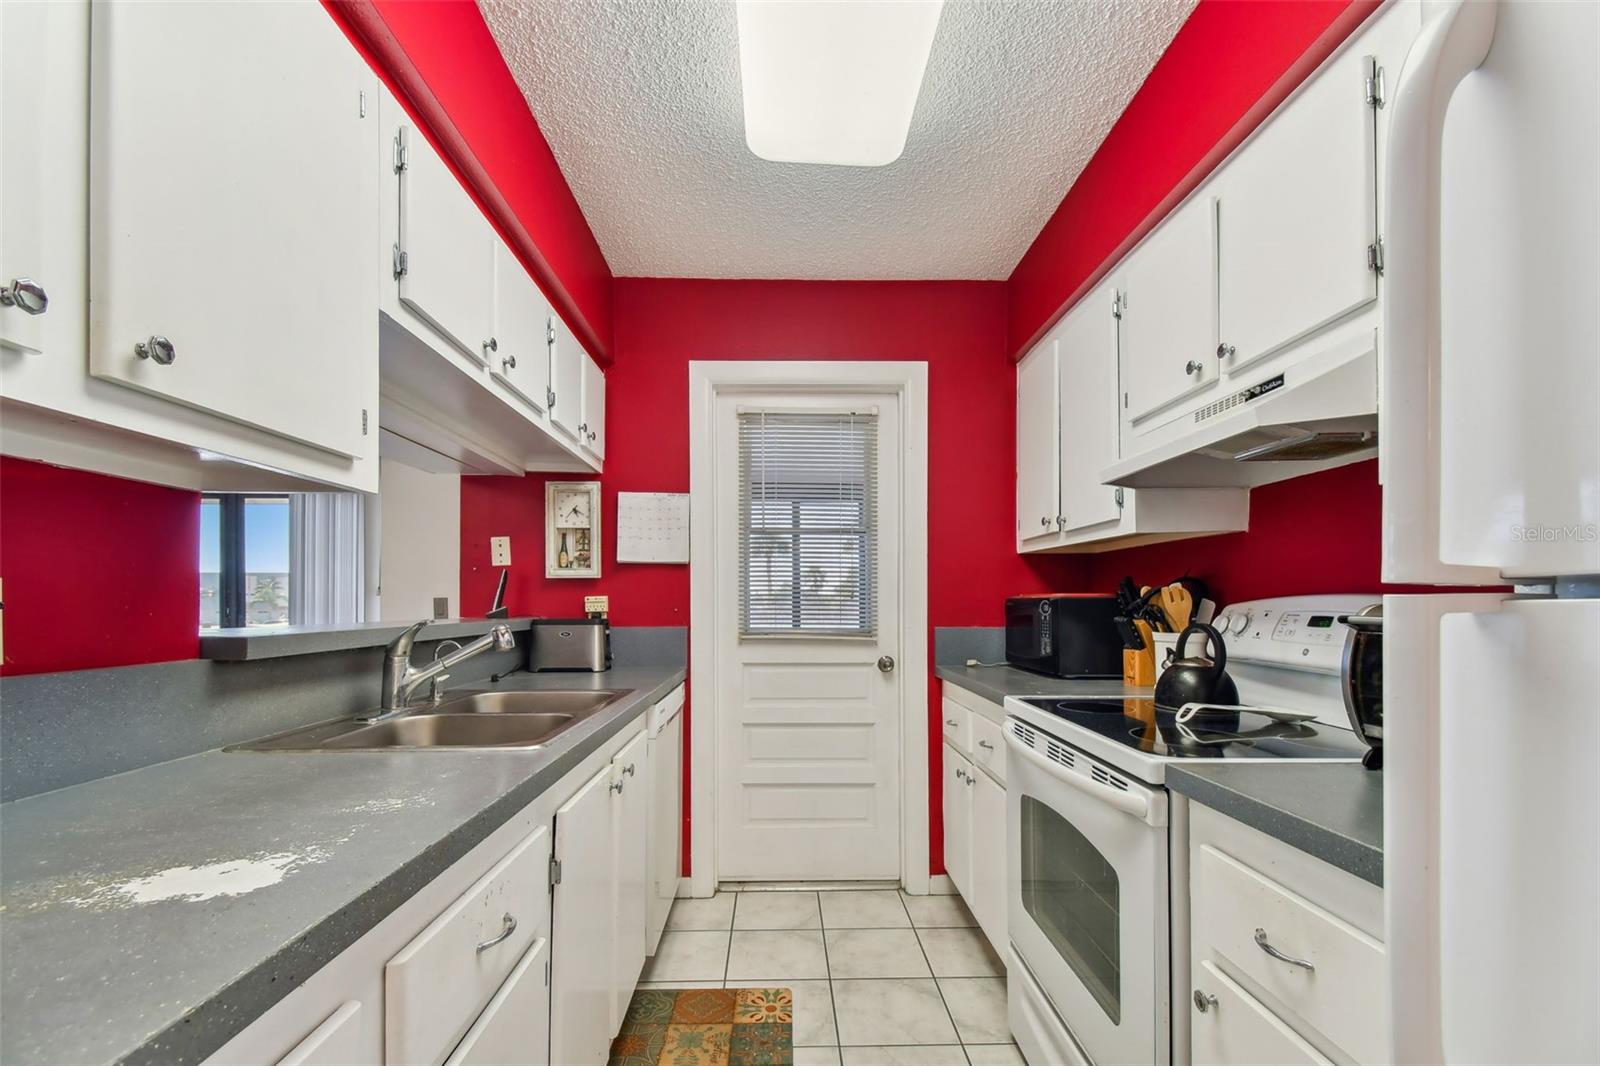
left=1005, top=595, right=1123, bottom=678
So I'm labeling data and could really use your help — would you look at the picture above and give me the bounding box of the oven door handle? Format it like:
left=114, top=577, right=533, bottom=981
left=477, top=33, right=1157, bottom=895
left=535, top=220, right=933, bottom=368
left=1007, top=733, right=1153, bottom=822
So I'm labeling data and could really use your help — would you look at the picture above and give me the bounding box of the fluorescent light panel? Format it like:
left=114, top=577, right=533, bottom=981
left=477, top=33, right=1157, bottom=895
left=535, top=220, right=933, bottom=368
left=736, top=0, right=945, bottom=167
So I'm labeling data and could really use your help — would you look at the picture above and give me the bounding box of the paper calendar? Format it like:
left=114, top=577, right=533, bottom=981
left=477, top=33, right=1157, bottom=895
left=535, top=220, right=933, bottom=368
left=616, top=492, right=690, bottom=563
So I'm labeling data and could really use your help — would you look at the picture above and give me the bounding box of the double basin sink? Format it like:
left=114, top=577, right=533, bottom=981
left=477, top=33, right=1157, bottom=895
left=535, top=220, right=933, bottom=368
left=232, top=689, right=634, bottom=752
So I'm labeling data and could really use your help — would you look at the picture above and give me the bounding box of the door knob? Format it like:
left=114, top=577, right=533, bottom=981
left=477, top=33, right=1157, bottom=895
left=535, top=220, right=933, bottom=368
left=135, top=336, right=176, bottom=365
left=877, top=655, right=895, bottom=673
left=0, top=277, right=48, bottom=315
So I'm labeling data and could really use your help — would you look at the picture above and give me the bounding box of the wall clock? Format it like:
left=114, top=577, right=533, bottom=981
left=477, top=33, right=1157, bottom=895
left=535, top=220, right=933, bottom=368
left=545, top=480, right=601, bottom=579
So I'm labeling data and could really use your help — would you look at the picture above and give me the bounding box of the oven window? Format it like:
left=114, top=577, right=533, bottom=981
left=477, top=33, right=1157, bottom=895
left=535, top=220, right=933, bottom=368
left=1020, top=794, right=1121, bottom=1023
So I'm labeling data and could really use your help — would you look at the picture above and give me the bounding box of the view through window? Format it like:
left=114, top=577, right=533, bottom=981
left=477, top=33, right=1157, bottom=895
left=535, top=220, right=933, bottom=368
left=199, top=495, right=291, bottom=628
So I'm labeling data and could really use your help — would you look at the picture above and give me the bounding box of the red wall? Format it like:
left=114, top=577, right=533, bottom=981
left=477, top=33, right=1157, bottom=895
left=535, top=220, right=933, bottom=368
left=1006, top=0, right=1378, bottom=360
left=0, top=458, right=199, bottom=676
left=325, top=0, right=615, bottom=363
left=463, top=279, right=1091, bottom=874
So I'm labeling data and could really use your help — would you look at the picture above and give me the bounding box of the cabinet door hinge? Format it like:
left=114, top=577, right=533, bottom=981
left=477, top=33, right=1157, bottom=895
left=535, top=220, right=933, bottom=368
left=544, top=957, right=551, bottom=987
left=548, top=855, right=562, bottom=887
left=1114, top=487, right=1125, bottom=508
left=392, top=127, right=409, bottom=173
left=392, top=244, right=408, bottom=280
left=1364, top=58, right=1386, bottom=109
left=359, top=90, right=367, bottom=118
left=361, top=409, right=369, bottom=436
left=1123, top=391, right=1129, bottom=409
left=1367, top=237, right=1385, bottom=276
left=1111, top=291, right=1124, bottom=320
left=546, top=317, right=557, bottom=345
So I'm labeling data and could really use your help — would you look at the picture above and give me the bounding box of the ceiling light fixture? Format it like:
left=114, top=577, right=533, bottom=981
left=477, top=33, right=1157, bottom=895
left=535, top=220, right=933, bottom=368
left=735, top=0, right=945, bottom=168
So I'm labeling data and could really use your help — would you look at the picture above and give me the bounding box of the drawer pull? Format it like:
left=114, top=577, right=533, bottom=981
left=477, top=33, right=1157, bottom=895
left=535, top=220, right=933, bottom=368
left=476, top=913, right=517, bottom=954
left=1254, top=927, right=1315, bottom=972
left=945, top=718, right=959, bottom=727
left=1193, top=989, right=1218, bottom=1013
left=977, top=740, right=994, bottom=751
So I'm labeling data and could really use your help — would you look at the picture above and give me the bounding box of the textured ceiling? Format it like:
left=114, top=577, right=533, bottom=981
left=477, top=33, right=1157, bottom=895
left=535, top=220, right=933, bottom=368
left=479, top=0, right=1196, bottom=280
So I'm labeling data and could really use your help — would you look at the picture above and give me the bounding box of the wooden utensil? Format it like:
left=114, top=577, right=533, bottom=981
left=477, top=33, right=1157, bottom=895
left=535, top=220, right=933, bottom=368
left=1161, top=585, right=1194, bottom=632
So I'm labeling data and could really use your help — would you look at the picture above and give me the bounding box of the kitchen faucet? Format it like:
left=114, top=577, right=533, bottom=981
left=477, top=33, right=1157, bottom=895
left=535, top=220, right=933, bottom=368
left=365, top=620, right=515, bottom=721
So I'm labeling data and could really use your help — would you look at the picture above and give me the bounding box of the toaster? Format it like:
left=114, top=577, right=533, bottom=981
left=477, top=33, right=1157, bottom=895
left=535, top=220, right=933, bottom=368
left=528, top=618, right=611, bottom=672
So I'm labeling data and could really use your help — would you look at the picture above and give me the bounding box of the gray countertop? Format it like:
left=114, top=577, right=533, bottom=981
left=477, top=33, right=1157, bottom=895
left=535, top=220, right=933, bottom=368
left=0, top=665, right=685, bottom=1066
left=1166, top=763, right=1384, bottom=886
left=937, top=668, right=1383, bottom=886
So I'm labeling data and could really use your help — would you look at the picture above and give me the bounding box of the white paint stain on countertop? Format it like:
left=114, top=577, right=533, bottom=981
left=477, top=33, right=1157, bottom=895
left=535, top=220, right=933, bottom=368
left=110, top=853, right=313, bottom=903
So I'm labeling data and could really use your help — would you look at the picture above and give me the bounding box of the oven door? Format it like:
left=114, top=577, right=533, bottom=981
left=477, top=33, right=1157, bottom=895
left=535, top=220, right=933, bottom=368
left=1006, top=718, right=1170, bottom=1065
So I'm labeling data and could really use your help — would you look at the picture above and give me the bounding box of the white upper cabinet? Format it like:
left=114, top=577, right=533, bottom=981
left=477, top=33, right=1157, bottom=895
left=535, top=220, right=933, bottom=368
left=488, top=241, right=552, bottom=415
left=1118, top=195, right=1219, bottom=425
left=549, top=315, right=585, bottom=442
left=1057, top=286, right=1123, bottom=534
left=0, top=1, right=64, bottom=359
left=1015, top=338, right=1059, bottom=544
left=1216, top=43, right=1378, bottom=373
left=87, top=0, right=378, bottom=460
left=395, top=122, right=497, bottom=365
left=581, top=352, right=606, bottom=460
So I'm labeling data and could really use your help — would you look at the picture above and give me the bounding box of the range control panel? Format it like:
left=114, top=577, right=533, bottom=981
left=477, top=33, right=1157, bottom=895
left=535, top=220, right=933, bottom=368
left=1211, top=596, right=1378, bottom=675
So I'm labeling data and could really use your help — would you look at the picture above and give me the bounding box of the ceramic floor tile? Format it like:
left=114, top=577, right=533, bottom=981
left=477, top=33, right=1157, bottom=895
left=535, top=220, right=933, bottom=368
left=725, top=929, right=829, bottom=981
left=819, top=889, right=911, bottom=929
left=900, top=892, right=977, bottom=929
left=639, top=930, right=730, bottom=983
left=831, top=978, right=958, bottom=1047
left=824, top=929, right=932, bottom=979
left=916, top=927, right=1005, bottom=977
left=664, top=892, right=736, bottom=931
left=733, top=890, right=822, bottom=930
left=840, top=1046, right=969, bottom=1066
left=938, top=977, right=1010, bottom=1044
left=964, top=1042, right=1026, bottom=1065
left=793, top=1047, right=843, bottom=1066
left=725, top=978, right=836, bottom=1046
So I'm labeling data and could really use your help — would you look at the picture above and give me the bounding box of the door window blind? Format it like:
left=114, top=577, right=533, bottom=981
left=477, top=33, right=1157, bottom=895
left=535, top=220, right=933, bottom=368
left=738, top=410, right=878, bottom=637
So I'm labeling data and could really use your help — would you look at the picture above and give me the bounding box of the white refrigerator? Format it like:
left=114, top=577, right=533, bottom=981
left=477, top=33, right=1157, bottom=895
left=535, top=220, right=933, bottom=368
left=1380, top=0, right=1599, bottom=1062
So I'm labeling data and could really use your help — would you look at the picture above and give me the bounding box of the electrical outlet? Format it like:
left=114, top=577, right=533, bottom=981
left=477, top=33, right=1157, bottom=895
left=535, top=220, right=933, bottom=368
left=490, top=536, right=512, bottom=567
left=584, top=595, right=609, bottom=615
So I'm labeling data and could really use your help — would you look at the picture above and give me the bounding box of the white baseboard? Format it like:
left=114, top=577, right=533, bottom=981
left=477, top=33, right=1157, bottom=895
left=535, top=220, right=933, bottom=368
left=925, top=873, right=957, bottom=896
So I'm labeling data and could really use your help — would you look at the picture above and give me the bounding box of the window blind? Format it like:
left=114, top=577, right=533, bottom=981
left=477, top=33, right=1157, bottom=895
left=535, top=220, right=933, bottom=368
left=738, top=410, right=878, bottom=637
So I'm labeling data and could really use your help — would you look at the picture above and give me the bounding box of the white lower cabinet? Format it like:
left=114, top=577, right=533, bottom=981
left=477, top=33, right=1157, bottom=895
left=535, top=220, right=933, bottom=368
left=278, top=1002, right=365, bottom=1066
left=646, top=685, right=687, bottom=955
left=551, top=763, right=618, bottom=1066
left=445, top=937, right=550, bottom=1066
left=1185, top=802, right=1387, bottom=1065
left=610, top=731, right=650, bottom=1023
left=940, top=684, right=1010, bottom=961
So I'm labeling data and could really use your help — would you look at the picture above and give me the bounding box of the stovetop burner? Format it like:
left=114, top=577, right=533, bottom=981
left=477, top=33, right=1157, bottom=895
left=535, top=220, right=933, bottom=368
left=1021, top=696, right=1363, bottom=761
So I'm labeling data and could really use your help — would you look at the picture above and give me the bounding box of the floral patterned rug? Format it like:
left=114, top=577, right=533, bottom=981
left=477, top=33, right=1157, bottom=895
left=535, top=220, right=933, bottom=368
left=608, top=987, right=794, bottom=1066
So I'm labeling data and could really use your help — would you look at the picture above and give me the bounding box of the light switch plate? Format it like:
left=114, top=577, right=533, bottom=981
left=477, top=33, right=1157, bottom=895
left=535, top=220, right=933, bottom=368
left=490, top=536, right=512, bottom=567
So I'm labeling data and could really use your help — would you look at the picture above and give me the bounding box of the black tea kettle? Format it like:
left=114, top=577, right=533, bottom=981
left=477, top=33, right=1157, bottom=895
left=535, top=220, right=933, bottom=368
left=1153, top=622, right=1239, bottom=711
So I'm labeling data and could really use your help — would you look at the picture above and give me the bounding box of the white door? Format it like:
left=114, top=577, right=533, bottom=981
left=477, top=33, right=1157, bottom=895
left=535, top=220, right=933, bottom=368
left=971, top=767, right=1007, bottom=955
left=611, top=731, right=648, bottom=1021
left=1016, top=341, right=1060, bottom=546
left=1215, top=28, right=1390, bottom=372
left=87, top=0, right=377, bottom=459
left=1119, top=195, right=1219, bottom=425
left=943, top=743, right=974, bottom=901
left=1057, top=283, right=1124, bottom=534
left=396, top=120, right=496, bottom=365
left=581, top=353, right=606, bottom=458
left=551, top=763, right=616, bottom=1066
left=715, top=395, right=902, bottom=881
left=1386, top=594, right=1599, bottom=1065
left=549, top=316, right=585, bottom=441
left=488, top=241, right=550, bottom=415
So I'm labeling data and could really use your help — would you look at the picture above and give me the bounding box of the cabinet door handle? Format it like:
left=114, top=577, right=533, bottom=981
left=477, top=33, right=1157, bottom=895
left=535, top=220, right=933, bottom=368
left=966, top=772, right=975, bottom=787
left=978, top=740, right=994, bottom=751
left=1039, top=516, right=1051, bottom=528
left=610, top=778, right=625, bottom=794
left=1192, top=989, right=1218, bottom=1013
left=484, top=337, right=499, bottom=356
left=945, top=718, right=959, bottom=727
left=1184, top=359, right=1204, bottom=375
left=476, top=913, right=517, bottom=953
left=1216, top=342, right=1236, bottom=359
left=623, top=762, right=636, bottom=777
left=1253, top=928, right=1315, bottom=971
left=1, top=277, right=48, bottom=316
left=135, top=336, right=176, bottom=365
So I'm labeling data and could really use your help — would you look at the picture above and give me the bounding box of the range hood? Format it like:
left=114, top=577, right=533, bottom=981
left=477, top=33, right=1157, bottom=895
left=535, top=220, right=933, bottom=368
left=1100, top=336, right=1378, bottom=489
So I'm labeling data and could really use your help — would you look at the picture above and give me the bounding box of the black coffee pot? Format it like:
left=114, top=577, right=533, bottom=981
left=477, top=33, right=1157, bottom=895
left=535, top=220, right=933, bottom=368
left=1153, top=622, right=1239, bottom=712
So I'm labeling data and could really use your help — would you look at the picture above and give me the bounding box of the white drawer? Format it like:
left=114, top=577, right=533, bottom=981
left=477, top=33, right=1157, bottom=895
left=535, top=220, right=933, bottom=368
left=278, top=1001, right=365, bottom=1066
left=445, top=936, right=550, bottom=1066
left=940, top=695, right=970, bottom=751
left=386, top=825, right=550, bottom=1065
left=1193, top=842, right=1385, bottom=1064
left=970, top=711, right=1006, bottom=785
left=1190, top=961, right=1331, bottom=1066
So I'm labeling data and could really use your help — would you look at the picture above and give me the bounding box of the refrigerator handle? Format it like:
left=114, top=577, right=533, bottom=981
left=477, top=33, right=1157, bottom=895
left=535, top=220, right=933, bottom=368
left=1379, top=0, right=1506, bottom=586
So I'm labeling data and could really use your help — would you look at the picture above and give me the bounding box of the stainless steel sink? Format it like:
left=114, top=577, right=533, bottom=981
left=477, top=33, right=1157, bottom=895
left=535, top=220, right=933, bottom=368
left=230, top=688, right=633, bottom=752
